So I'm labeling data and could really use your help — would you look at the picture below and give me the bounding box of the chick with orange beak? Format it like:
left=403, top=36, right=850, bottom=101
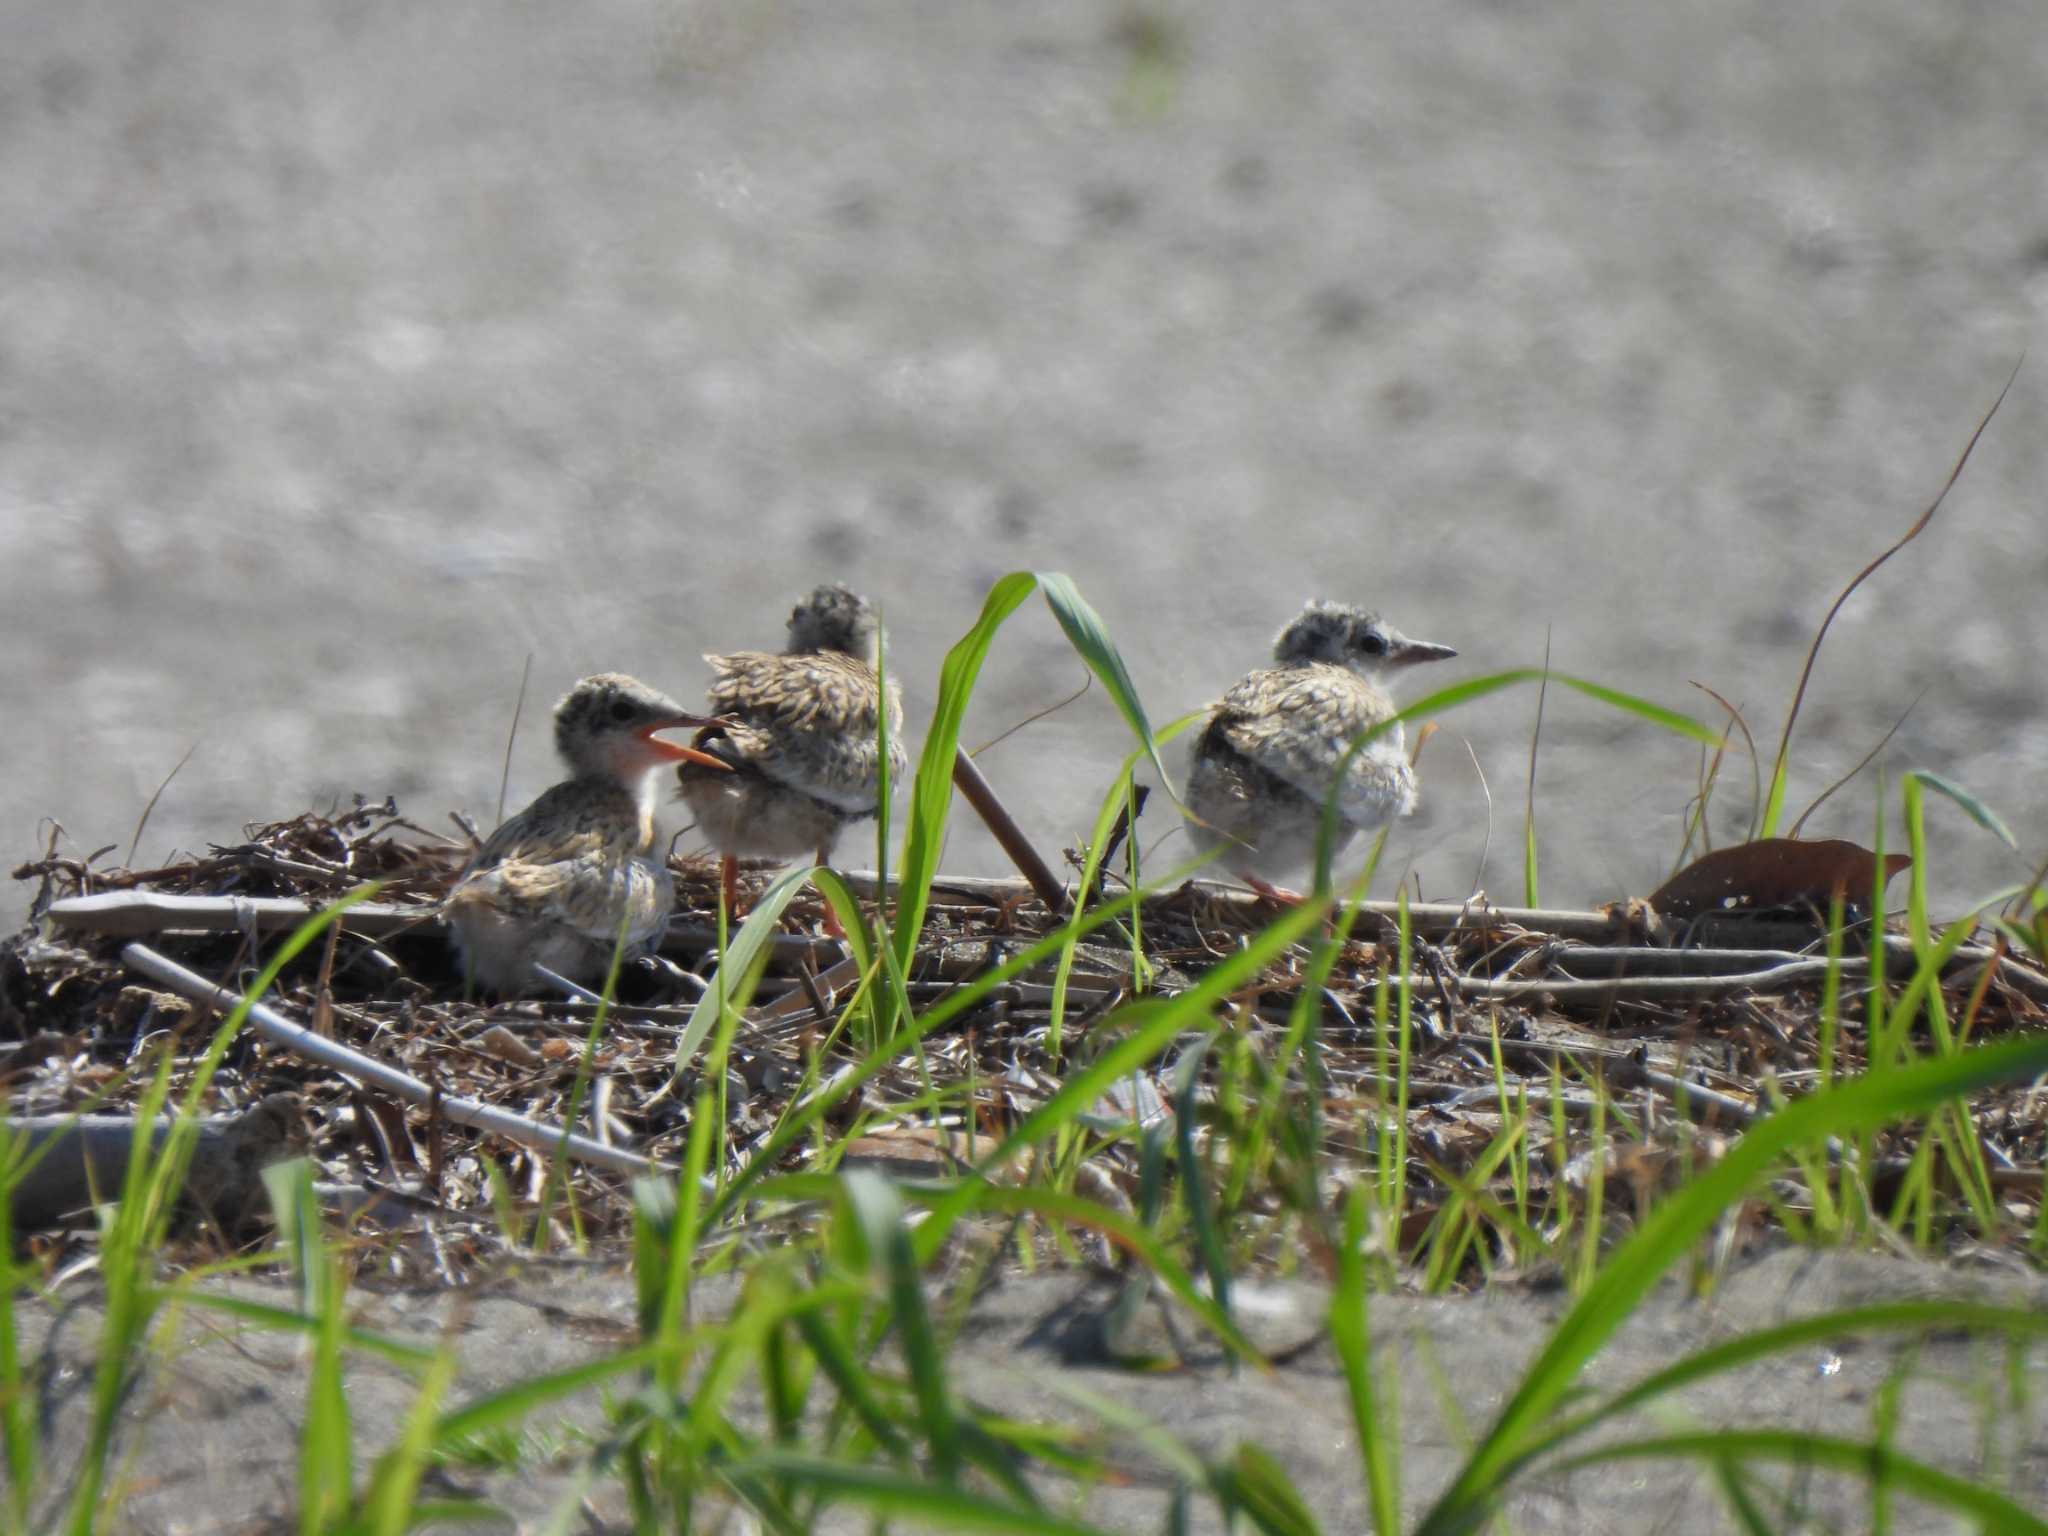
left=674, top=584, right=906, bottom=924
left=445, top=673, right=730, bottom=994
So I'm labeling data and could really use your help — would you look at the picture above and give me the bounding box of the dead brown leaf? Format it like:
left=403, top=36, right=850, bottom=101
left=1650, top=837, right=1910, bottom=919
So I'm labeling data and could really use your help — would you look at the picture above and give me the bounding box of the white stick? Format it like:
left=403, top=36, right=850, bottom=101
left=121, top=944, right=683, bottom=1181
left=50, top=892, right=433, bottom=938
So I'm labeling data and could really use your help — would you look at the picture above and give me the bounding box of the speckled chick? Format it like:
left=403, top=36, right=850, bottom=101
left=1187, top=602, right=1456, bottom=895
left=445, top=674, right=729, bottom=993
left=675, top=584, right=908, bottom=913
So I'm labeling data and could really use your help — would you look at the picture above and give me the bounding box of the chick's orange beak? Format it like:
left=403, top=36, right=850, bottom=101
left=638, top=718, right=735, bottom=772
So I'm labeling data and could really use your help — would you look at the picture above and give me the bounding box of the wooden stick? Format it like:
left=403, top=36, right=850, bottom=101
left=2, top=1093, right=301, bottom=1231
left=122, top=944, right=684, bottom=1181
left=950, top=750, right=1070, bottom=915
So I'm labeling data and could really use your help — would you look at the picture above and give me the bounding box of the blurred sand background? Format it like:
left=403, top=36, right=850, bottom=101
left=3, top=0, right=2044, bottom=920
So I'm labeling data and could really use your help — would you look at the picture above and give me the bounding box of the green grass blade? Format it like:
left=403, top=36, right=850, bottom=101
left=810, top=864, right=875, bottom=978
left=720, top=1452, right=1114, bottom=1534
left=1522, top=643, right=1549, bottom=909
left=1219, top=1441, right=1325, bottom=1536
left=791, top=1304, right=913, bottom=1460
left=175, top=1292, right=436, bottom=1370
left=892, top=572, right=1041, bottom=990
left=431, top=1345, right=664, bottom=1445
left=1906, top=768, right=2019, bottom=850
left=913, top=894, right=1334, bottom=1260
left=1552, top=1428, right=2048, bottom=1533
left=894, top=572, right=1167, bottom=998
left=1170, top=1036, right=1231, bottom=1325
left=1036, top=570, right=1176, bottom=795
left=914, top=1180, right=1265, bottom=1363
left=264, top=1158, right=350, bottom=1533
left=1757, top=758, right=1791, bottom=841
left=66, top=886, right=379, bottom=1536
left=842, top=1171, right=962, bottom=1480
left=1048, top=711, right=1205, bottom=1055
left=1531, top=1300, right=2048, bottom=1471
left=675, top=862, right=815, bottom=1069
left=360, top=1344, right=460, bottom=1536
left=1417, top=1033, right=2048, bottom=1534
left=709, top=880, right=1157, bottom=1227
left=1543, top=674, right=1722, bottom=742
left=0, top=1125, right=35, bottom=1531
left=1330, top=1185, right=1400, bottom=1533
left=1313, top=668, right=1717, bottom=892
left=1712, top=1454, right=1793, bottom=1536
left=873, top=605, right=897, bottom=926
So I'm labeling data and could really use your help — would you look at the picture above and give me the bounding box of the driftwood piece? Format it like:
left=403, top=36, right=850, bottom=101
left=43, top=880, right=2048, bottom=1005
left=44, top=893, right=843, bottom=969
left=121, top=945, right=682, bottom=1182
left=46, top=892, right=433, bottom=940
left=4, top=1092, right=301, bottom=1233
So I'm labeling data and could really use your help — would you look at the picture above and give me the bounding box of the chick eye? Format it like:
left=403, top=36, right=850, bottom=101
left=609, top=699, right=637, bottom=723
left=1359, top=632, right=1387, bottom=656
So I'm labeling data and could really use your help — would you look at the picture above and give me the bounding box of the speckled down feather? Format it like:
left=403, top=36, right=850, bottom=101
left=444, top=778, right=673, bottom=992
left=1186, top=662, right=1416, bottom=881
left=441, top=671, right=699, bottom=994
left=698, top=650, right=905, bottom=812
left=677, top=646, right=906, bottom=861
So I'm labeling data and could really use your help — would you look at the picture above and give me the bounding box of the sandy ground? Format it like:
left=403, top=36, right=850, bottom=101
left=15, top=1250, right=2046, bottom=1530
left=3, top=0, right=2046, bottom=919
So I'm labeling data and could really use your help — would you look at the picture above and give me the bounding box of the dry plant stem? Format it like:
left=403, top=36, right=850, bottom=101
left=125, top=740, right=199, bottom=868
left=1093, top=783, right=1148, bottom=884
left=965, top=670, right=1093, bottom=757
left=950, top=748, right=1070, bottom=915
left=122, top=943, right=678, bottom=1180
left=1764, top=360, right=2020, bottom=814
left=1360, top=957, right=1865, bottom=1002
left=1523, top=630, right=1551, bottom=902
left=497, top=652, right=533, bottom=830
left=1786, top=686, right=1926, bottom=839
left=1322, top=1012, right=1757, bottom=1119
left=1546, top=945, right=1836, bottom=976
left=1462, top=736, right=1494, bottom=894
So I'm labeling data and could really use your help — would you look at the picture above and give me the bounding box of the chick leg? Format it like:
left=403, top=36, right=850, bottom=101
left=814, top=847, right=846, bottom=940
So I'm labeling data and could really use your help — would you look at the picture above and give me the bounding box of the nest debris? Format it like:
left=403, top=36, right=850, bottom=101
left=5, top=796, right=2045, bottom=1287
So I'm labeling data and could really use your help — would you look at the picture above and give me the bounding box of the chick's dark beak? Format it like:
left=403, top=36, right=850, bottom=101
left=1387, top=636, right=1457, bottom=666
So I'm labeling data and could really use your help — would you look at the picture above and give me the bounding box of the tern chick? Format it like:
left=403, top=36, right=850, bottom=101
left=1186, top=601, right=1456, bottom=897
left=445, top=673, right=728, bottom=993
left=675, top=584, right=908, bottom=919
